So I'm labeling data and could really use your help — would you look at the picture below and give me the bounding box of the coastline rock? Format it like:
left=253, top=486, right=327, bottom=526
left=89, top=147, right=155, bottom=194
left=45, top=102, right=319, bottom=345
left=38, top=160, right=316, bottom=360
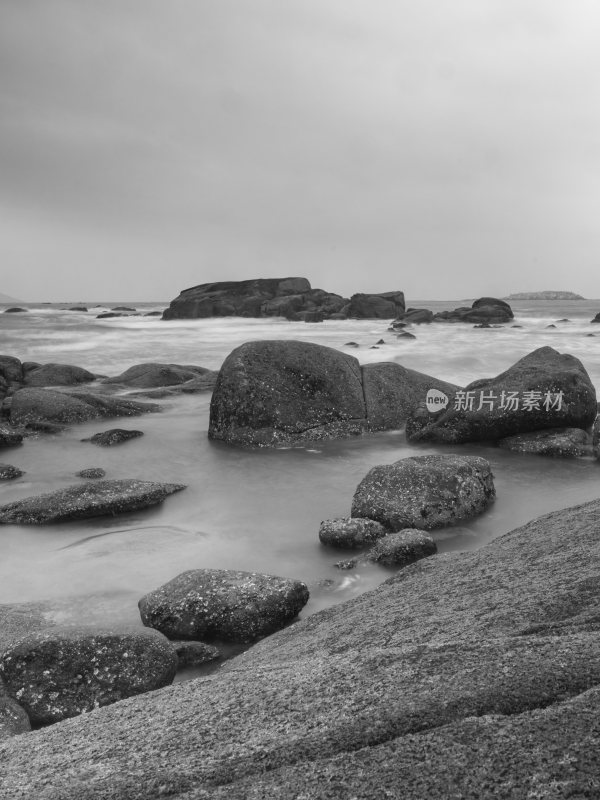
left=365, top=529, right=437, bottom=566
left=0, top=464, right=24, bottom=480
left=0, top=355, right=24, bottom=385
left=23, top=363, right=96, bottom=387
left=351, top=454, right=495, bottom=531
left=0, top=425, right=23, bottom=448
left=0, top=479, right=186, bottom=524
left=406, top=347, right=597, bottom=445
left=9, top=388, right=160, bottom=427
left=76, top=467, right=106, bottom=479
left=208, top=340, right=367, bottom=446
left=84, top=429, right=144, bottom=447
left=96, top=312, right=131, bottom=319
left=347, top=291, right=405, bottom=319
left=173, top=641, right=222, bottom=669
left=0, top=626, right=177, bottom=725
left=139, top=569, right=310, bottom=643
left=4, top=500, right=600, bottom=795
left=397, top=308, right=434, bottom=324
left=0, top=686, right=31, bottom=740
left=498, top=427, right=592, bottom=457
left=67, top=306, right=88, bottom=312
left=591, top=312, right=600, bottom=323
left=318, top=518, right=388, bottom=549
left=103, top=362, right=213, bottom=389
left=3, top=307, right=28, bottom=313
left=163, top=278, right=349, bottom=321
left=361, top=362, right=460, bottom=431
left=433, top=297, right=513, bottom=324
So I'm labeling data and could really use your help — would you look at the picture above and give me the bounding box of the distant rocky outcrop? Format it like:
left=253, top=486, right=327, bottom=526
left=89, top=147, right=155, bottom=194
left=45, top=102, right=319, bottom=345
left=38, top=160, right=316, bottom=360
left=208, top=340, right=461, bottom=446
left=162, top=278, right=406, bottom=321
left=406, top=346, right=597, bottom=445
left=433, top=297, right=513, bottom=324
left=505, top=291, right=585, bottom=300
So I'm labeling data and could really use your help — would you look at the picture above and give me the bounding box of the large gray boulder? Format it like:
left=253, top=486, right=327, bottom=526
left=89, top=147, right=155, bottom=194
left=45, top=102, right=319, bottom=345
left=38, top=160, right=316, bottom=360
left=2, top=500, right=600, bottom=796
left=0, top=626, right=177, bottom=725
left=0, top=479, right=186, bottom=524
left=361, top=362, right=460, bottom=431
left=9, top=388, right=160, bottom=426
left=406, top=347, right=597, bottom=445
left=139, top=569, right=310, bottom=643
left=23, top=363, right=96, bottom=387
left=208, top=340, right=367, bottom=446
left=351, top=454, right=495, bottom=531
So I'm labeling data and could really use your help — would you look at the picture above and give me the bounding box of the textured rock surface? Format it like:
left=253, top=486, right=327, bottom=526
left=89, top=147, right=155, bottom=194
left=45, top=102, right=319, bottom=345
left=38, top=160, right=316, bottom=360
left=139, top=569, right=310, bottom=643
left=351, top=454, right=495, bottom=531
left=347, top=291, right=405, bottom=319
left=0, top=424, right=23, bottom=448
left=173, top=641, right=221, bottom=669
left=0, top=464, right=24, bottom=480
left=163, top=277, right=349, bottom=321
left=498, top=427, right=592, bottom=457
left=208, top=340, right=367, bottom=446
left=9, top=388, right=160, bottom=426
left=0, top=626, right=177, bottom=725
left=84, top=429, right=144, bottom=447
left=0, top=685, right=31, bottom=740
left=76, top=467, right=107, bottom=479
left=0, top=479, right=186, bottom=524
left=103, top=362, right=213, bottom=388
left=23, top=363, right=96, bottom=387
left=433, top=297, right=513, bottom=324
left=2, top=500, right=600, bottom=796
left=593, top=415, right=600, bottom=458
left=318, top=517, right=388, bottom=549
left=361, top=362, right=459, bottom=431
left=407, top=347, right=597, bottom=444
left=365, top=529, right=438, bottom=566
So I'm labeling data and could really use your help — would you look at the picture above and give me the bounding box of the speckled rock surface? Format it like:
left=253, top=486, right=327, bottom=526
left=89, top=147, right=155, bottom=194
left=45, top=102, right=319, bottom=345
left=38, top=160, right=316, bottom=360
left=318, top=517, right=388, bottom=549
left=76, top=467, right=107, bottom=479
left=0, top=626, right=177, bottom=725
left=139, top=569, right=310, bottom=643
left=23, top=363, right=96, bottom=387
left=593, top=414, right=600, bottom=458
left=498, top=426, right=592, bottom=457
left=0, top=424, right=23, bottom=448
left=0, top=684, right=31, bottom=740
left=2, top=500, right=600, bottom=796
left=0, top=464, right=24, bottom=480
left=406, top=346, right=597, bottom=444
left=208, top=340, right=367, bottom=446
left=9, top=388, right=160, bottom=426
left=0, top=479, right=186, bottom=524
left=351, top=454, right=495, bottom=531
left=365, top=529, right=437, bottom=566
left=173, top=641, right=222, bottom=669
left=84, top=429, right=144, bottom=446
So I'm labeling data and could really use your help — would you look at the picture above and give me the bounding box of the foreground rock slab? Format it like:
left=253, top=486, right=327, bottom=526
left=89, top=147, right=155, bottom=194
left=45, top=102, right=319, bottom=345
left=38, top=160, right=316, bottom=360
left=2, top=500, right=600, bottom=796
left=0, top=626, right=177, bottom=725
left=0, top=479, right=186, bottom=524
left=9, top=388, right=160, bottom=427
left=139, top=569, right=310, bottom=643
left=351, top=454, right=495, bottom=531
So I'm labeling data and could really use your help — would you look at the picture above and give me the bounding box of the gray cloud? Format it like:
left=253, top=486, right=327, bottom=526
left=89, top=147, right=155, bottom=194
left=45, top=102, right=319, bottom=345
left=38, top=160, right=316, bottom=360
left=1, top=0, right=600, bottom=300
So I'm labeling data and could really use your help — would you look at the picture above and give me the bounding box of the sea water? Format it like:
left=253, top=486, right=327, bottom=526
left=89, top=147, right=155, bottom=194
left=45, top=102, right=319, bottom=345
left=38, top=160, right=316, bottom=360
left=1, top=299, right=600, bottom=632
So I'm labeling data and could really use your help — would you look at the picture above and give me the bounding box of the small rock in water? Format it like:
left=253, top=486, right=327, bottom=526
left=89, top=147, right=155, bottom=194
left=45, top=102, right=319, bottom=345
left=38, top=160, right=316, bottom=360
left=376, top=339, right=385, bottom=345
left=0, top=464, right=24, bottom=480
left=83, top=429, right=144, bottom=447
left=139, top=569, right=310, bottom=643
left=319, top=518, right=388, bottom=549
left=365, top=530, right=437, bottom=567
left=77, top=467, right=107, bottom=479
left=396, top=331, right=416, bottom=339
left=344, top=342, right=359, bottom=347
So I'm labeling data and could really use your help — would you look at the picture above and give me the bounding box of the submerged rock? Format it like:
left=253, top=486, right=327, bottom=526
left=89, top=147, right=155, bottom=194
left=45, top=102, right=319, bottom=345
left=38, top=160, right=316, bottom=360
left=9, top=388, right=160, bottom=427
left=406, top=347, right=597, bottom=445
left=0, top=479, right=186, bottom=524
left=23, top=364, right=96, bottom=387
left=139, top=569, right=309, bottom=643
left=498, top=427, right=592, bottom=457
left=318, top=518, right=388, bottom=549
left=351, top=454, right=495, bottom=531
left=0, top=464, right=24, bottom=480
left=208, top=340, right=367, bottom=446
left=76, top=467, right=106, bottom=479
left=84, top=429, right=144, bottom=447
left=0, top=626, right=177, bottom=725
left=433, top=297, right=513, bottom=324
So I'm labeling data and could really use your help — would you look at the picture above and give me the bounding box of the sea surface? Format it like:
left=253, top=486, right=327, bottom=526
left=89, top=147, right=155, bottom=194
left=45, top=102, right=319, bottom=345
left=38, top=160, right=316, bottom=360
left=1, top=298, right=600, bottom=653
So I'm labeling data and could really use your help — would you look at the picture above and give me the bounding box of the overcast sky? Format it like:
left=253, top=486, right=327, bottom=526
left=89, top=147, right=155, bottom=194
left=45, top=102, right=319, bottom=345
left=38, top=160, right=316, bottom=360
left=2, top=1, right=600, bottom=302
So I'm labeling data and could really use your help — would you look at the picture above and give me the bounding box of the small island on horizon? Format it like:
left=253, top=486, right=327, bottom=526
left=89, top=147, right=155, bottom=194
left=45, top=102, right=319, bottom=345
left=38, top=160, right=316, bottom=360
left=504, top=290, right=585, bottom=300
